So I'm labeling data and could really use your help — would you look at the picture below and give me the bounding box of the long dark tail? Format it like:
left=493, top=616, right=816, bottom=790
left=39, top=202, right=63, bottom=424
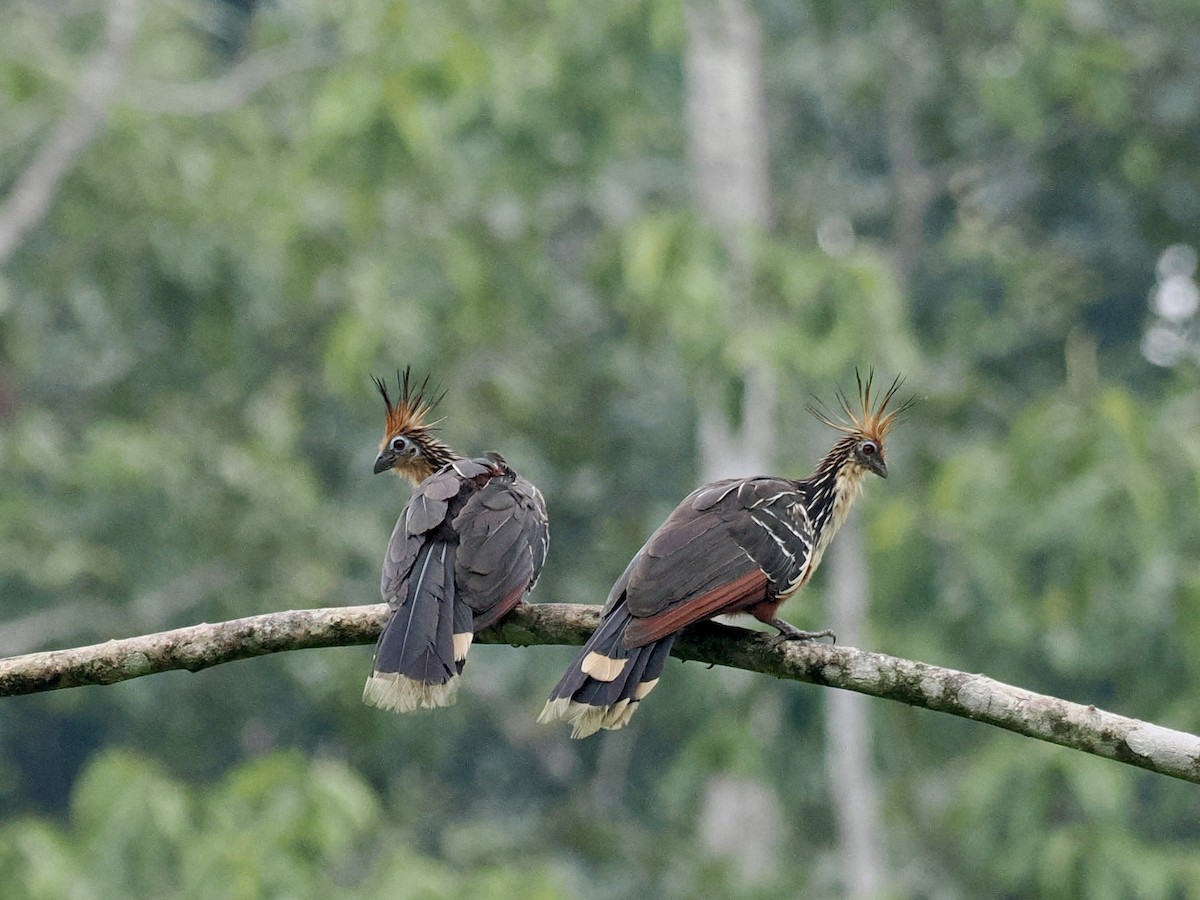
left=537, top=599, right=674, bottom=738
left=363, top=540, right=474, bottom=712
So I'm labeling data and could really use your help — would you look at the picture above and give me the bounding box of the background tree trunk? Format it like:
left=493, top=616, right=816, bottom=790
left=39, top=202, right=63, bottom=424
left=684, top=0, right=784, bottom=880
left=685, top=0, right=774, bottom=484
left=824, top=522, right=886, bottom=897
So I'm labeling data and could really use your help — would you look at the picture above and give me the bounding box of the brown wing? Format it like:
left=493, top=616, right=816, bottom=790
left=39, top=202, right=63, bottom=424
left=381, top=464, right=464, bottom=604
left=452, top=465, right=549, bottom=630
left=620, top=477, right=813, bottom=647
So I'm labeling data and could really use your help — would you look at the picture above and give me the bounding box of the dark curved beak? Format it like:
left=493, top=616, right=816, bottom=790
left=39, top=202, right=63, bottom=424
left=373, top=449, right=396, bottom=474
left=869, top=456, right=888, bottom=479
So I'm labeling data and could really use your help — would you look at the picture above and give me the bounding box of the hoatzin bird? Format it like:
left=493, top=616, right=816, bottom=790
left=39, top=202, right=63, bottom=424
left=363, top=370, right=549, bottom=713
left=539, top=372, right=911, bottom=738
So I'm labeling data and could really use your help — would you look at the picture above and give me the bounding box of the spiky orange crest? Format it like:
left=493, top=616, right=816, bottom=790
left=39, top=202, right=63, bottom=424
left=808, top=369, right=914, bottom=443
left=373, top=368, right=444, bottom=441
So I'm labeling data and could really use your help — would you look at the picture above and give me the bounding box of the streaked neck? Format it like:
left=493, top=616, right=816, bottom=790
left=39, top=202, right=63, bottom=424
left=401, top=439, right=461, bottom=486
left=803, top=437, right=867, bottom=570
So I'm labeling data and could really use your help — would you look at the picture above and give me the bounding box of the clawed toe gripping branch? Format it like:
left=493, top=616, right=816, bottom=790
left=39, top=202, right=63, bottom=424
left=1, top=602, right=1199, bottom=785
left=765, top=618, right=837, bottom=646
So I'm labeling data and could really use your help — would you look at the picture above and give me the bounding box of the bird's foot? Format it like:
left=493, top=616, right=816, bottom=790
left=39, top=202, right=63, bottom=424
left=766, top=619, right=836, bottom=647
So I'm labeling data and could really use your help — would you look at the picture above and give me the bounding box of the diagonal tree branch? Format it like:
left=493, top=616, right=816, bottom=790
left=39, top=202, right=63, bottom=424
left=0, top=0, right=139, bottom=267
left=1, top=602, right=1198, bottom=785
left=122, top=42, right=334, bottom=116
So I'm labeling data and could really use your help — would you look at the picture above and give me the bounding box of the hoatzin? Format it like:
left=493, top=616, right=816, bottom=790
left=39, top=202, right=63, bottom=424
left=539, top=372, right=911, bottom=738
left=363, top=370, right=549, bottom=713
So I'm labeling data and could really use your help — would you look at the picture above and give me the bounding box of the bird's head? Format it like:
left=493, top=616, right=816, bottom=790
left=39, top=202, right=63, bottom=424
left=372, top=369, right=455, bottom=485
left=809, top=370, right=915, bottom=479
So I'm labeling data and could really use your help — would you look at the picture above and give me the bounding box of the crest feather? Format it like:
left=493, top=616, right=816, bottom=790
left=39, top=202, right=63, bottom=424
left=373, top=367, right=445, bottom=438
left=807, top=369, right=914, bottom=443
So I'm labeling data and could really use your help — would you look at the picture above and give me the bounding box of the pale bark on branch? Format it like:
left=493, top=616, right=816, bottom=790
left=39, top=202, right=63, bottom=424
left=1, top=603, right=1198, bottom=785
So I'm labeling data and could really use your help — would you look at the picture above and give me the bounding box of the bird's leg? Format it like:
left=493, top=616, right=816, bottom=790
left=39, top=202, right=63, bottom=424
left=765, top=618, right=836, bottom=646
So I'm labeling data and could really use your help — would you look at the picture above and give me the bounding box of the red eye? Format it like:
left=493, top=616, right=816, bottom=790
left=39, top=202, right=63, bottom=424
left=861, top=441, right=877, bottom=455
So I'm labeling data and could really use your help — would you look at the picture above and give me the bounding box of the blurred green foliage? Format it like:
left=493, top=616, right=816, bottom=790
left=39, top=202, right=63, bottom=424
left=2, top=0, right=1200, bottom=896
left=0, top=750, right=565, bottom=899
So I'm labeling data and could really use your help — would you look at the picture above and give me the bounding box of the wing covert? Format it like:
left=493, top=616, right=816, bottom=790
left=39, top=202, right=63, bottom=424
left=618, top=477, right=811, bottom=643
left=382, top=464, right=465, bottom=603
left=452, top=471, right=548, bottom=627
